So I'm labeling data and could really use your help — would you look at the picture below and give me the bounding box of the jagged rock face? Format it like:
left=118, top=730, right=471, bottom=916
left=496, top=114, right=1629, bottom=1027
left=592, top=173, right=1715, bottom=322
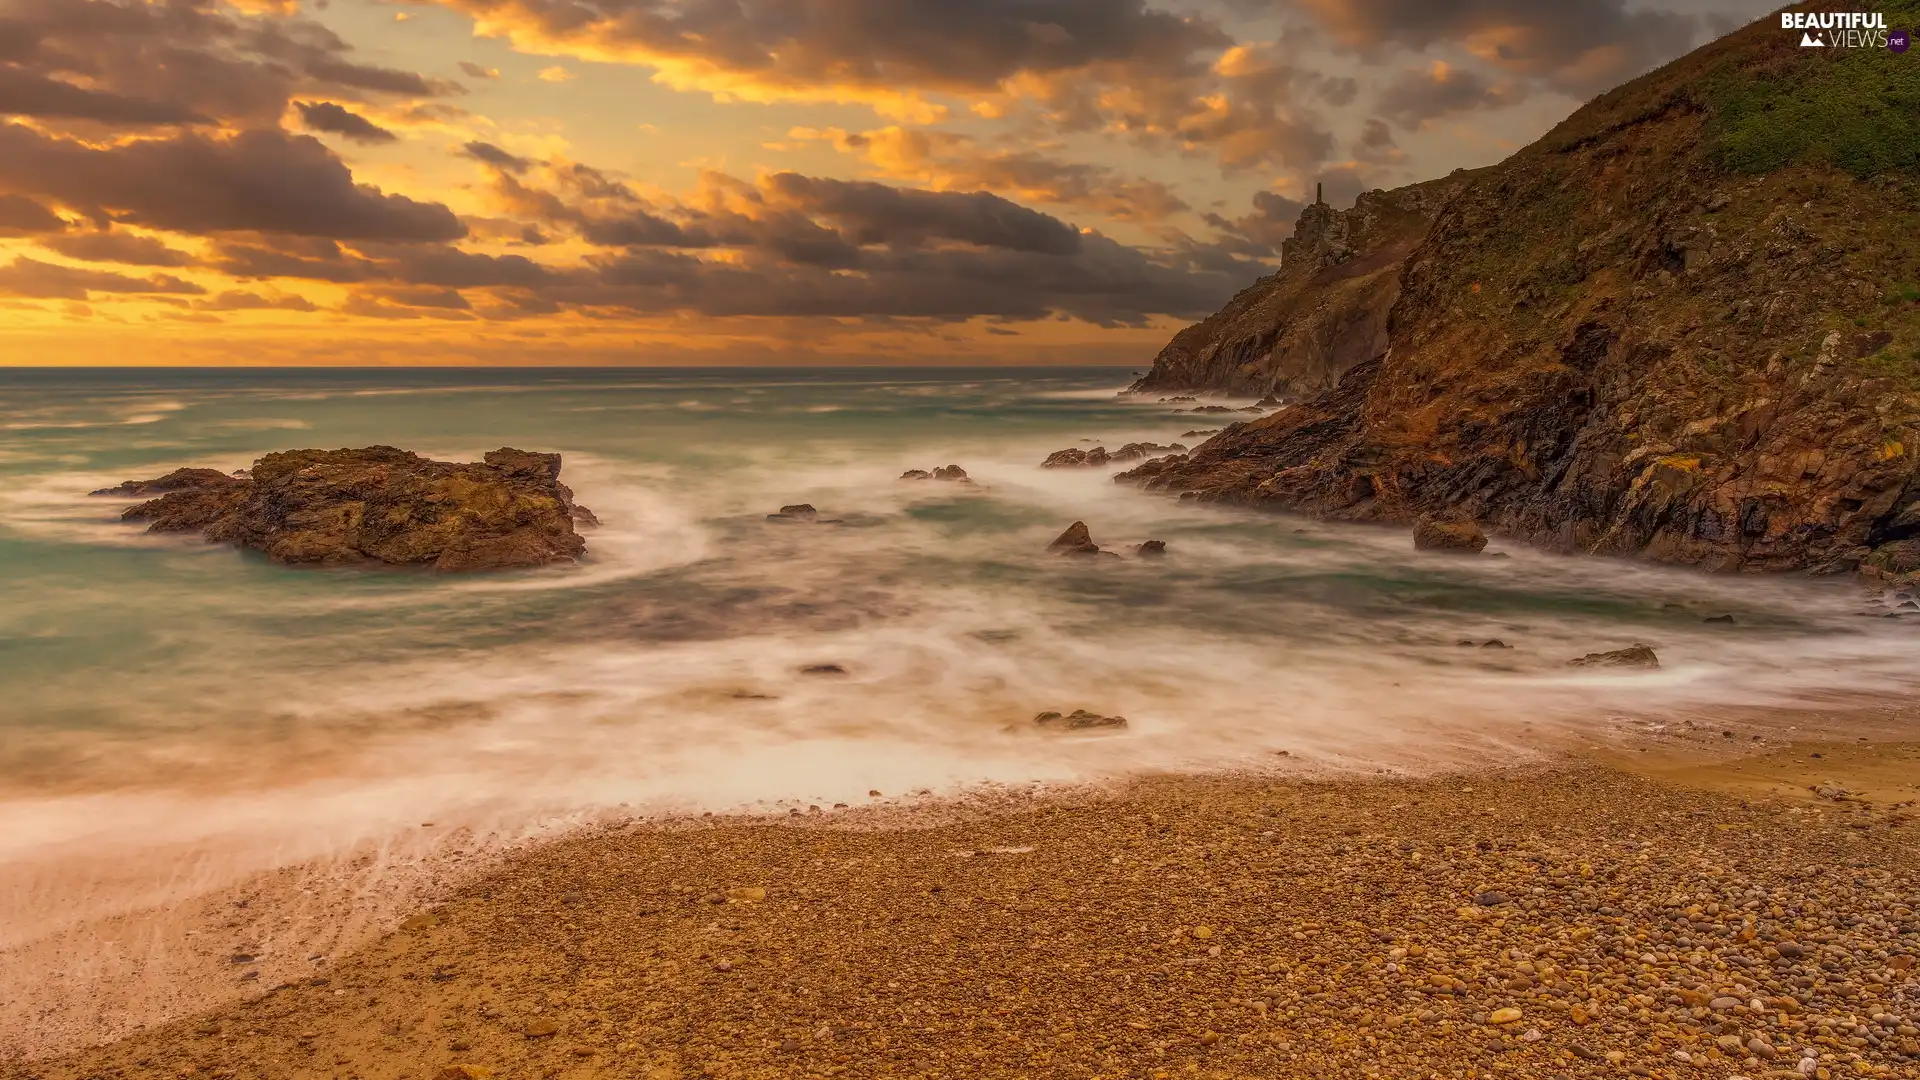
left=1122, top=12, right=1920, bottom=578
left=1126, top=176, right=1472, bottom=398
left=104, top=446, right=594, bottom=573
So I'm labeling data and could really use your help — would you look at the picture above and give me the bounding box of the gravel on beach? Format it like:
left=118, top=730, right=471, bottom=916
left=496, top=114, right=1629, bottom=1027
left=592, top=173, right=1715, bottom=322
left=7, top=747, right=1918, bottom=1080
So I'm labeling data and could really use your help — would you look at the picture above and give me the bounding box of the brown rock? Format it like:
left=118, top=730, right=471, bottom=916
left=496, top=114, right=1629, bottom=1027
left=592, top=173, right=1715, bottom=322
left=89, top=468, right=243, bottom=498
left=1034, top=709, right=1127, bottom=731
left=107, top=447, right=592, bottom=573
left=1135, top=540, right=1168, bottom=556
left=1047, top=521, right=1101, bottom=555
left=1568, top=644, right=1660, bottom=669
left=1413, top=518, right=1488, bottom=553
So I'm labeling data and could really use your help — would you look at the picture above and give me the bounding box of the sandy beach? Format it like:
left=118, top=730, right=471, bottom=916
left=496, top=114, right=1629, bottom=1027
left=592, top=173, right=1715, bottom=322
left=8, top=730, right=1918, bottom=1080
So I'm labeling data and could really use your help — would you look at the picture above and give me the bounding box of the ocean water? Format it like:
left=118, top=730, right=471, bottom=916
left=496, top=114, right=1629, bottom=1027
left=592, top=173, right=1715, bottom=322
left=0, top=366, right=1914, bottom=1053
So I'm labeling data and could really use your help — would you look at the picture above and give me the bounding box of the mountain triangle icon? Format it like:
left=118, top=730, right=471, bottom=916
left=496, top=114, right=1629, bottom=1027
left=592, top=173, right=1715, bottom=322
left=1800, top=31, right=1825, bottom=46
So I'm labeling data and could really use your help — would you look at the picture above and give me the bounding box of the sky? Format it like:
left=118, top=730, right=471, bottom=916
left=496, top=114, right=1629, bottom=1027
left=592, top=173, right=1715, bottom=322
left=0, top=0, right=1782, bottom=366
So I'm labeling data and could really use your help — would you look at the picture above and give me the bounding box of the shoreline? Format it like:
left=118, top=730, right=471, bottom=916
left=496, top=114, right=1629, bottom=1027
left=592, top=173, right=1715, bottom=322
left=6, top=732, right=1918, bottom=1078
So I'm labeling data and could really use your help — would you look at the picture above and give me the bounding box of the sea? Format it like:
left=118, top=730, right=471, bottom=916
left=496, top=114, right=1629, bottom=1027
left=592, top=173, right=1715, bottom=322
left=0, top=365, right=1913, bottom=1055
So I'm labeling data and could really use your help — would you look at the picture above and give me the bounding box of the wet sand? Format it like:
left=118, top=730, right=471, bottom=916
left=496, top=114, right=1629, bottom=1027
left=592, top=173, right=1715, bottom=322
left=8, top=737, right=1918, bottom=1080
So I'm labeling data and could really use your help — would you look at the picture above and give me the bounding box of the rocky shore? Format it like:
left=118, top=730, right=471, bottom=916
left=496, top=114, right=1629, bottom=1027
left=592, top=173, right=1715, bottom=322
left=1117, top=18, right=1920, bottom=584
left=10, top=741, right=1917, bottom=1080
left=94, top=447, right=596, bottom=573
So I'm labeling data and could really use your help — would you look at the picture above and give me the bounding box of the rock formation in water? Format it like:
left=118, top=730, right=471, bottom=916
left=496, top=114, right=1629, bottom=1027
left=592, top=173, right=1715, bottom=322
left=1124, top=173, right=1477, bottom=399
left=1122, top=17, right=1920, bottom=579
left=1041, top=442, right=1185, bottom=469
left=1034, top=709, right=1127, bottom=731
left=98, top=446, right=595, bottom=572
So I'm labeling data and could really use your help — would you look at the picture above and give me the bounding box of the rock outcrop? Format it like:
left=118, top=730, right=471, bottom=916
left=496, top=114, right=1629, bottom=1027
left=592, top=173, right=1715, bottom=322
left=100, top=446, right=594, bottom=572
left=1121, top=12, right=1920, bottom=578
left=1125, top=174, right=1477, bottom=399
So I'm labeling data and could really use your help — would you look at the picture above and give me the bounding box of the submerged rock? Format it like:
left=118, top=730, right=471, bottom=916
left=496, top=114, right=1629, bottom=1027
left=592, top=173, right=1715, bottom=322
left=1034, top=709, right=1128, bottom=731
left=1135, top=540, right=1168, bottom=557
left=103, top=446, right=594, bottom=573
left=1568, top=644, right=1660, bottom=669
left=1413, top=517, right=1488, bottom=553
left=902, top=465, right=973, bottom=483
left=768, top=503, right=819, bottom=522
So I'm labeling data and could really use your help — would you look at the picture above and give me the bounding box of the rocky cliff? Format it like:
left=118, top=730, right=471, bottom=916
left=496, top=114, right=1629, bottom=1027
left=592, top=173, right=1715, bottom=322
left=97, top=447, right=596, bottom=572
left=1126, top=174, right=1475, bottom=398
left=1122, top=3, right=1920, bottom=579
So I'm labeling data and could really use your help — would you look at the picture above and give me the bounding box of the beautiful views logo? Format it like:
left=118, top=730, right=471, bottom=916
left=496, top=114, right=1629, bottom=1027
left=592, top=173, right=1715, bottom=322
left=1782, top=11, right=1892, bottom=47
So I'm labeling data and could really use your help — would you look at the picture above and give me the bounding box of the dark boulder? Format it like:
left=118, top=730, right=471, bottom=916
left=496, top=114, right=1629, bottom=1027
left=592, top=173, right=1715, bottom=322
left=1135, top=540, right=1168, bottom=557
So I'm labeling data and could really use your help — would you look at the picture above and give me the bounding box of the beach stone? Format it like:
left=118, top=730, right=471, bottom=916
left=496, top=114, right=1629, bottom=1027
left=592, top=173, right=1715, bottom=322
left=524, top=1019, right=558, bottom=1038
left=1474, top=891, right=1510, bottom=906
left=1489, top=1007, right=1523, bottom=1025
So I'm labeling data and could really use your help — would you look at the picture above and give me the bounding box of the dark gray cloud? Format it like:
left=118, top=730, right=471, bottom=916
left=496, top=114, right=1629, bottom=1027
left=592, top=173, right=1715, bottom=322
left=0, top=65, right=211, bottom=125
left=764, top=173, right=1082, bottom=255
left=427, top=0, right=1342, bottom=173
left=0, top=124, right=464, bottom=241
left=2, top=0, right=458, bottom=129
left=1203, top=190, right=1304, bottom=257
left=41, top=229, right=197, bottom=267
left=193, top=289, right=318, bottom=312
left=1375, top=63, right=1527, bottom=129
left=427, top=0, right=1227, bottom=93
left=0, top=193, right=66, bottom=236
left=294, top=101, right=399, bottom=144
left=461, top=141, right=534, bottom=173
left=0, top=256, right=204, bottom=300
left=1294, top=0, right=1707, bottom=93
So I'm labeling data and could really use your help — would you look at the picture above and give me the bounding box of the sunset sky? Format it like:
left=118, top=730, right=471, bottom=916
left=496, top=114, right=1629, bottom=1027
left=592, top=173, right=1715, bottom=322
left=0, top=0, right=1778, bottom=366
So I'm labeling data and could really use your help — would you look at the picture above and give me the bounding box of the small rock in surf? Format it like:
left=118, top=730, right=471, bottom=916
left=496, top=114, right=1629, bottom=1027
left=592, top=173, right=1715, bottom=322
left=1568, top=644, right=1660, bottom=669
